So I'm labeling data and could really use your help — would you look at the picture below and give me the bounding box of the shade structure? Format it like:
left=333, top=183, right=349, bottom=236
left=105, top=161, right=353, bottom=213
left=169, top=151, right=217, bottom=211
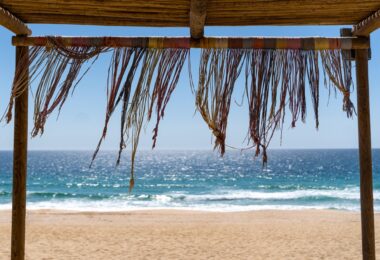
left=1, top=0, right=380, bottom=27
left=0, top=1, right=379, bottom=260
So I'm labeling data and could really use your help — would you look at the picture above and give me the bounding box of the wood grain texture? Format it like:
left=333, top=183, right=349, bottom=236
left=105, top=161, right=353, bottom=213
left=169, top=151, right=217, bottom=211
left=0, top=6, right=30, bottom=35
left=356, top=48, right=376, bottom=260
left=353, top=9, right=380, bottom=36
left=11, top=46, right=29, bottom=260
left=0, top=0, right=379, bottom=27
left=11, top=36, right=370, bottom=50
left=190, top=0, right=207, bottom=39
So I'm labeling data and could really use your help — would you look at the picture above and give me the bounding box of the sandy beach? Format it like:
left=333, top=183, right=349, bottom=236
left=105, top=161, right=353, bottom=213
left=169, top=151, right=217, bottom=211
left=0, top=210, right=378, bottom=259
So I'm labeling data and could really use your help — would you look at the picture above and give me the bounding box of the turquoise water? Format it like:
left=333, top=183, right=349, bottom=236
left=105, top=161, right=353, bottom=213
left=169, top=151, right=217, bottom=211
left=0, top=150, right=379, bottom=211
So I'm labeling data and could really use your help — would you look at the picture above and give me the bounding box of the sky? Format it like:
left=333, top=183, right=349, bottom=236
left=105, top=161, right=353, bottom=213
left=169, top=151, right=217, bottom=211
left=0, top=24, right=380, bottom=151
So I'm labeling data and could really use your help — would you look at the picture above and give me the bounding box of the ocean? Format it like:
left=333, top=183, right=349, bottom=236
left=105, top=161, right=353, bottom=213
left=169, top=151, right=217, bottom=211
left=0, top=150, right=379, bottom=212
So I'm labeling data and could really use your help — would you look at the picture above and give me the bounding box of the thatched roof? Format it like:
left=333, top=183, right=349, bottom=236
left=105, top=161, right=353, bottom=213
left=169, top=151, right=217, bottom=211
left=1, top=0, right=380, bottom=27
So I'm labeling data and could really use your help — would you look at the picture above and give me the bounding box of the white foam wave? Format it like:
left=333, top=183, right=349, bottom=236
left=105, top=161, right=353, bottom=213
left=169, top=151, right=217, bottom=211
left=1, top=188, right=379, bottom=213
left=0, top=201, right=364, bottom=212
left=172, top=188, right=377, bottom=201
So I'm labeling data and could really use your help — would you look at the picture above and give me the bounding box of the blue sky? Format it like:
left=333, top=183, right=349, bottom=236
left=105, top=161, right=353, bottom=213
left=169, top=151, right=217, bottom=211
left=0, top=25, right=379, bottom=151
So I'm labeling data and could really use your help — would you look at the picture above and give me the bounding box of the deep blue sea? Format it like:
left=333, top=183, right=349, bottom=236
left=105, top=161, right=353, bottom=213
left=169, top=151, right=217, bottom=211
left=0, top=150, right=379, bottom=212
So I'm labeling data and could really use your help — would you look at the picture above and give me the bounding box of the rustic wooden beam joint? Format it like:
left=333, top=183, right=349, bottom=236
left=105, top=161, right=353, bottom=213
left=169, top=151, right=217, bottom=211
left=0, top=6, right=31, bottom=35
left=340, top=28, right=371, bottom=60
left=189, top=0, right=208, bottom=39
left=353, top=9, right=380, bottom=37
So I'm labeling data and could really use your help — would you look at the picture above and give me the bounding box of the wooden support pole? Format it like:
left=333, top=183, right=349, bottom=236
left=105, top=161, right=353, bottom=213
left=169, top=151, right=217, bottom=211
left=356, top=48, right=376, bottom=260
left=189, top=0, right=208, bottom=39
left=11, top=46, right=29, bottom=260
left=0, top=6, right=31, bottom=35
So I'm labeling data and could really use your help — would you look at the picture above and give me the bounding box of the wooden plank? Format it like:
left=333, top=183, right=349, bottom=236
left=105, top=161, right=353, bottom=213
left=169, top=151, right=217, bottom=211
left=0, top=6, right=31, bottom=35
left=11, top=46, right=29, bottom=260
left=1, top=0, right=380, bottom=27
left=190, top=0, right=207, bottom=39
left=12, top=36, right=370, bottom=50
left=356, top=48, right=376, bottom=260
left=353, top=9, right=380, bottom=36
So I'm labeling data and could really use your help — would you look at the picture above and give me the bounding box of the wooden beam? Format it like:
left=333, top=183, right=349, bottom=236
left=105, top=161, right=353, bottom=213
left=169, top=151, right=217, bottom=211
left=11, top=46, right=29, bottom=260
left=340, top=28, right=372, bottom=61
left=356, top=48, right=376, bottom=260
left=189, top=0, right=207, bottom=39
left=0, top=6, right=31, bottom=35
left=1, top=0, right=380, bottom=27
left=353, top=9, right=380, bottom=36
left=12, top=36, right=370, bottom=50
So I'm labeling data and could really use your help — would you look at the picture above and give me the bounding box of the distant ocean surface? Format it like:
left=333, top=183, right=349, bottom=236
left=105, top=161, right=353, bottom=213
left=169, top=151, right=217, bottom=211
left=0, top=150, right=379, bottom=212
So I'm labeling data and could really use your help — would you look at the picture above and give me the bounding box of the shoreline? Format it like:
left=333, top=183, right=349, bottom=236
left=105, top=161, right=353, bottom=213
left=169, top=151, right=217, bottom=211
left=1, top=209, right=379, bottom=259
left=0, top=207, right=364, bottom=214
left=0, top=206, right=370, bottom=213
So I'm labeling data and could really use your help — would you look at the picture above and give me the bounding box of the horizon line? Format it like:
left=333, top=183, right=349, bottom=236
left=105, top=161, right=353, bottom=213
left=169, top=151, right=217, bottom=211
left=0, top=148, right=376, bottom=152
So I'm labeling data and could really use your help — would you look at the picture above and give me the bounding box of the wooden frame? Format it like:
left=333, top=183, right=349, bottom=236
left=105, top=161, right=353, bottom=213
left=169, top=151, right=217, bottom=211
left=12, top=36, right=370, bottom=50
left=11, top=46, right=29, bottom=260
left=0, top=7, right=31, bottom=35
left=353, top=9, right=380, bottom=36
left=0, top=2, right=377, bottom=260
left=10, top=34, right=376, bottom=260
left=189, top=0, right=208, bottom=39
left=2, top=1, right=380, bottom=27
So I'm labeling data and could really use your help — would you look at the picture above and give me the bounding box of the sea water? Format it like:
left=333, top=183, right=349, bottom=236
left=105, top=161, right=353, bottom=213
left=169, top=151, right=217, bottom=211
left=0, top=150, right=379, bottom=212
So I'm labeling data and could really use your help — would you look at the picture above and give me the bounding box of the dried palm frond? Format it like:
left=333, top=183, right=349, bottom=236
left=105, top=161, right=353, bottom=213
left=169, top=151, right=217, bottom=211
left=321, top=50, right=355, bottom=117
left=5, top=39, right=354, bottom=188
left=6, top=37, right=108, bottom=136
left=193, top=49, right=353, bottom=165
left=193, top=49, right=245, bottom=155
left=148, top=48, right=188, bottom=148
left=91, top=48, right=188, bottom=190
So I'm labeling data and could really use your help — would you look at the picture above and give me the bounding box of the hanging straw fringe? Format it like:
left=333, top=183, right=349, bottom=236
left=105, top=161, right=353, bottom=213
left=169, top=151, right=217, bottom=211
left=5, top=39, right=188, bottom=191
left=91, top=48, right=189, bottom=190
left=193, top=49, right=353, bottom=165
left=192, top=49, right=245, bottom=155
left=5, top=46, right=42, bottom=123
left=321, top=50, right=355, bottom=117
left=91, top=47, right=136, bottom=165
left=5, top=37, right=354, bottom=189
left=243, top=50, right=320, bottom=165
left=148, top=49, right=188, bottom=148
left=5, top=37, right=108, bottom=135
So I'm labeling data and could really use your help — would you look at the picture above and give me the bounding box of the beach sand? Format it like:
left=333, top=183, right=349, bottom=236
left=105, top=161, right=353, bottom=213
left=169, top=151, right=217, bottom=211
left=0, top=210, right=379, bottom=259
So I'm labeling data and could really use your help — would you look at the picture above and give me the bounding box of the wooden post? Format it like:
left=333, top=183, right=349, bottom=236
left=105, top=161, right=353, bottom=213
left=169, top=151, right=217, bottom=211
left=11, top=46, right=29, bottom=260
left=356, top=48, right=376, bottom=260
left=189, top=0, right=208, bottom=39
